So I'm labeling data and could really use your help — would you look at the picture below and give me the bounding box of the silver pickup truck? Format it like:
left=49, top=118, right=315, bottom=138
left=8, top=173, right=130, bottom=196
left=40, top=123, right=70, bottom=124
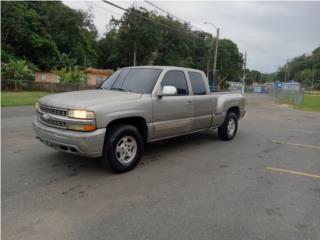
left=33, top=66, right=245, bottom=172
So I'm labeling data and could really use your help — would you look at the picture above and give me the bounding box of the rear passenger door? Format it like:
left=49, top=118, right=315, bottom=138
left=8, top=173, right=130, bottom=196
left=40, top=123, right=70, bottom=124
left=152, top=70, right=193, bottom=139
left=188, top=71, right=213, bottom=131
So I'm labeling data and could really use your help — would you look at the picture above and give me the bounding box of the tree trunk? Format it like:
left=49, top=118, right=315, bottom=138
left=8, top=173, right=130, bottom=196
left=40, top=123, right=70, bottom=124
left=146, top=49, right=159, bottom=65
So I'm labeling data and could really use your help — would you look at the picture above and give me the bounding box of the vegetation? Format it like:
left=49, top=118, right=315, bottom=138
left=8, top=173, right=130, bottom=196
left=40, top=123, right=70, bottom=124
left=1, top=1, right=97, bottom=69
left=1, top=59, right=34, bottom=90
left=1, top=91, right=49, bottom=107
left=53, top=67, right=85, bottom=83
left=298, top=94, right=320, bottom=112
left=97, top=8, right=243, bottom=83
left=244, top=69, right=262, bottom=86
left=1, top=1, right=244, bottom=86
left=263, top=47, right=320, bottom=88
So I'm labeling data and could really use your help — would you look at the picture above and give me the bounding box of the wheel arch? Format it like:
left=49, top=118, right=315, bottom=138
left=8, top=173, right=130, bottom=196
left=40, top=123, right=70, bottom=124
left=227, top=106, right=240, bottom=119
left=106, top=117, right=148, bottom=143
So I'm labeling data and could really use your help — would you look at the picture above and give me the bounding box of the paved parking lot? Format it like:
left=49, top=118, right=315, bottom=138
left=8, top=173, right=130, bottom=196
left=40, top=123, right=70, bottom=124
left=2, top=93, right=320, bottom=240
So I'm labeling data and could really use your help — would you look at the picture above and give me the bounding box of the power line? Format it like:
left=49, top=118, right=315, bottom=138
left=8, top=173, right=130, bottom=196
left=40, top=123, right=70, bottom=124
left=144, top=1, right=185, bottom=23
left=102, top=1, right=183, bottom=33
left=86, top=1, right=123, bottom=17
left=144, top=0, right=208, bottom=33
left=101, top=0, right=209, bottom=36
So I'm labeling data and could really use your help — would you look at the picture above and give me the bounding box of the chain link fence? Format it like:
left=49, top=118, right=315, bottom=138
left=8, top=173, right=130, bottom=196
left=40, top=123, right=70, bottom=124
left=269, top=88, right=304, bottom=106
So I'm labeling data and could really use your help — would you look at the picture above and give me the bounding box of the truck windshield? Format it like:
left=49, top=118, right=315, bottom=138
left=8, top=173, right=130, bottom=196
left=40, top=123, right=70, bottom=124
left=99, top=68, right=162, bottom=94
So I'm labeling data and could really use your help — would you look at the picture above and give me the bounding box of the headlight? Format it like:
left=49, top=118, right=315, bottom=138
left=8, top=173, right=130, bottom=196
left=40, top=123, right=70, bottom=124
left=68, top=110, right=95, bottom=119
left=35, top=102, right=39, bottom=110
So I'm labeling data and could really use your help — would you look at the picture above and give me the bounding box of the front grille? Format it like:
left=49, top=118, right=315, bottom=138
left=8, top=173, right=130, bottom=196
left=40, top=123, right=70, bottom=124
left=39, top=116, right=67, bottom=128
left=38, top=105, right=68, bottom=129
left=40, top=105, right=67, bottom=117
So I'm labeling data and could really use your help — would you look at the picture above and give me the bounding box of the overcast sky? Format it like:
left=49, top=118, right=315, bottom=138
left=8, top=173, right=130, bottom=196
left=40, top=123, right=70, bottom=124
left=64, top=1, right=320, bottom=73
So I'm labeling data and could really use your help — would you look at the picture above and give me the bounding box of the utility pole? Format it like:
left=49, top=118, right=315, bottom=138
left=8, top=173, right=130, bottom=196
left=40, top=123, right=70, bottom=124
left=311, top=67, right=315, bottom=89
left=204, top=22, right=220, bottom=90
left=213, top=28, right=220, bottom=77
left=133, top=41, right=137, bottom=66
left=206, top=50, right=210, bottom=79
left=242, top=52, right=247, bottom=94
left=213, top=28, right=220, bottom=90
left=284, top=59, right=289, bottom=82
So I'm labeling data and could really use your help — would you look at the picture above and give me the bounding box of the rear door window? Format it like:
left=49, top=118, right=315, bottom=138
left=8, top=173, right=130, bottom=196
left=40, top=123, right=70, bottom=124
left=188, top=71, right=207, bottom=95
left=161, top=70, right=189, bottom=95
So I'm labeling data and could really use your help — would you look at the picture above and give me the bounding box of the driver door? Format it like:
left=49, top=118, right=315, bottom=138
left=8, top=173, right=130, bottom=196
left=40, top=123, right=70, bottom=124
left=152, top=70, right=193, bottom=140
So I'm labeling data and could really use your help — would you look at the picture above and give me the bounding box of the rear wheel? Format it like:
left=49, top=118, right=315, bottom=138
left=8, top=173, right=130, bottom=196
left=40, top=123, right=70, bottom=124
left=218, top=112, right=238, bottom=140
left=102, top=125, right=144, bottom=173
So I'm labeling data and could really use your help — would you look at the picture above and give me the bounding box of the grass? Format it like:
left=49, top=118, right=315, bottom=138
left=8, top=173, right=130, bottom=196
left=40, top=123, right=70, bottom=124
left=296, top=94, right=320, bottom=112
left=2, top=90, right=320, bottom=112
left=1, top=91, right=50, bottom=107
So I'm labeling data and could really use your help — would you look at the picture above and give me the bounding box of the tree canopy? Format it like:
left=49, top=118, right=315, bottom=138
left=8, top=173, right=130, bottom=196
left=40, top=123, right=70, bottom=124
left=263, top=46, right=320, bottom=88
left=1, top=1, right=97, bottom=69
left=1, top=1, right=245, bottom=83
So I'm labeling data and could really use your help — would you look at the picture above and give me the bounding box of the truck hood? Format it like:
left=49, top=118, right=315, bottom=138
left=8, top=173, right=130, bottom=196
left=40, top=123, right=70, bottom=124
left=39, top=90, right=142, bottom=109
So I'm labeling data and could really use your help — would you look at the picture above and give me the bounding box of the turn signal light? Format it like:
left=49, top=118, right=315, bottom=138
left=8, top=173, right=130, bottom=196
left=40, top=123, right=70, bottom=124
left=83, top=124, right=97, bottom=132
left=68, top=124, right=96, bottom=132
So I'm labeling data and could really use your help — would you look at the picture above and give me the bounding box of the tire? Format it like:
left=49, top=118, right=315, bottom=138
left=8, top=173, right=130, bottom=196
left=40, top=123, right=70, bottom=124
left=218, top=112, right=238, bottom=140
left=102, top=124, right=144, bottom=173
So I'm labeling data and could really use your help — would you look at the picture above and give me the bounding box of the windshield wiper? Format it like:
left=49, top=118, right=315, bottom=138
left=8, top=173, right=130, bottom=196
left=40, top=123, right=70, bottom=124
left=111, top=87, right=131, bottom=93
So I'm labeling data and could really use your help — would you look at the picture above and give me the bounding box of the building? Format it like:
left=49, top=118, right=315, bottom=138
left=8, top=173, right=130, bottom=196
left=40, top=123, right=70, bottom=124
left=227, top=81, right=244, bottom=93
left=84, top=68, right=113, bottom=86
left=34, top=68, right=113, bottom=86
left=35, top=71, right=61, bottom=83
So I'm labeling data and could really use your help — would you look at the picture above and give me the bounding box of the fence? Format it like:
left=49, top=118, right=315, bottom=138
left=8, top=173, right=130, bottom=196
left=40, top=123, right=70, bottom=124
left=1, top=80, right=97, bottom=92
left=269, top=88, right=304, bottom=106
left=245, top=86, right=269, bottom=93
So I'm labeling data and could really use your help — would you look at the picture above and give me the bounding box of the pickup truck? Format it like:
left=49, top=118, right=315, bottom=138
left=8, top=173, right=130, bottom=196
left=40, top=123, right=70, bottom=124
left=33, top=66, right=245, bottom=173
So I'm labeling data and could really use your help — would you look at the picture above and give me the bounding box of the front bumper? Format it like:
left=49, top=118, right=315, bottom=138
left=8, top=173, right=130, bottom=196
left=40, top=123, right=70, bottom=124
left=33, top=119, right=106, bottom=158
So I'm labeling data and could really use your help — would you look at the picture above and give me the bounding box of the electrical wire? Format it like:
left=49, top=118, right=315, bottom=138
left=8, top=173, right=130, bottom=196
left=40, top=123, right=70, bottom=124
left=85, top=1, right=123, bottom=17
left=144, top=0, right=208, bottom=33
left=101, top=0, right=206, bottom=36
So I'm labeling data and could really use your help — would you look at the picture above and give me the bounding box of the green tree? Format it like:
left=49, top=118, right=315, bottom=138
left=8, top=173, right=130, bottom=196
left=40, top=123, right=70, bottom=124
left=274, top=46, right=320, bottom=86
left=4, top=59, right=33, bottom=90
left=1, top=1, right=59, bottom=69
left=1, top=1, right=245, bottom=85
left=245, top=69, right=262, bottom=86
left=55, top=52, right=77, bottom=69
left=1, top=1, right=98, bottom=69
left=53, top=66, right=85, bottom=84
left=217, top=39, right=243, bottom=84
left=98, top=6, right=243, bottom=81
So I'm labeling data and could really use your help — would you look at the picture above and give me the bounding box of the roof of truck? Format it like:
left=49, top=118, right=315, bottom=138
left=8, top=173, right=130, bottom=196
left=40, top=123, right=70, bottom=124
left=122, top=65, right=204, bottom=72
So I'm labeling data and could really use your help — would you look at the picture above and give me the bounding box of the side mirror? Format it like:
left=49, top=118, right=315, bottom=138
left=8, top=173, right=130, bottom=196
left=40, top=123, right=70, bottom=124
left=157, top=85, right=177, bottom=97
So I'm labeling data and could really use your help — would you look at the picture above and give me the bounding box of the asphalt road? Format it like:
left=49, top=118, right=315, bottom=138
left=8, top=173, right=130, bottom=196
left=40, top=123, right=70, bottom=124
left=2, top=94, right=320, bottom=240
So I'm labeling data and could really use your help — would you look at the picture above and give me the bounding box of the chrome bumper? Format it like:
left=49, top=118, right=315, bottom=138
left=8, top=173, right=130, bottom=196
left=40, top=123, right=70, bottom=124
left=33, top=119, right=106, bottom=158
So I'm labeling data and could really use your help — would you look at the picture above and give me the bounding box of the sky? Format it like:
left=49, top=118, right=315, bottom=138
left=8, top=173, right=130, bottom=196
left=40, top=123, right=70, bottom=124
left=64, top=1, right=320, bottom=73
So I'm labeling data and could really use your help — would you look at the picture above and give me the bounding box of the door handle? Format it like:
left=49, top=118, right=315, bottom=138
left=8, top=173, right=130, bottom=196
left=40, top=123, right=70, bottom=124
left=187, top=101, right=192, bottom=105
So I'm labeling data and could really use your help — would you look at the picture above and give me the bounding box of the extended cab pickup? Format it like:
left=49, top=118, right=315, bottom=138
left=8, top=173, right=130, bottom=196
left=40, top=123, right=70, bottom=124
left=33, top=66, right=245, bottom=172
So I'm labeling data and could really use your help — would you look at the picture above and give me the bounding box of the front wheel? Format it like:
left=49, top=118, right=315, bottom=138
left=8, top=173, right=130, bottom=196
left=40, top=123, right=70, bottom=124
left=218, top=112, right=238, bottom=140
left=102, top=125, right=144, bottom=173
